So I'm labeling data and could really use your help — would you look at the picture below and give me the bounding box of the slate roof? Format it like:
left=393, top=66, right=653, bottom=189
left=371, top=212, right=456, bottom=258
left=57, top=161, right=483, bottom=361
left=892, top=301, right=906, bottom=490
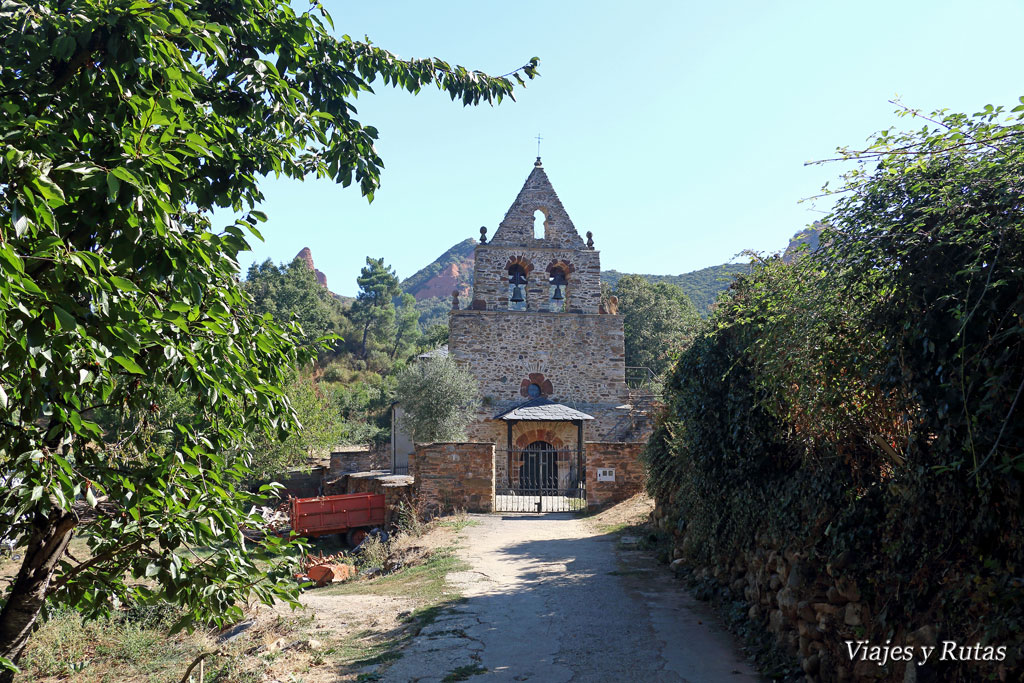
left=493, top=397, right=595, bottom=422
left=417, top=345, right=449, bottom=360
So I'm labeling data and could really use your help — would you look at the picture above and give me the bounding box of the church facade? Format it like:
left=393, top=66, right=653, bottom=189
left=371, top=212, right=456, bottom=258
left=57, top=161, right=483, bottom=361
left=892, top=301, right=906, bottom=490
left=447, top=159, right=638, bottom=490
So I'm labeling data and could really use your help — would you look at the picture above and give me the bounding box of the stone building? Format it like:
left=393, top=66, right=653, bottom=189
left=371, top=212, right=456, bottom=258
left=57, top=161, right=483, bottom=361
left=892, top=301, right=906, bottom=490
left=447, top=159, right=643, bottom=494
left=394, top=159, right=651, bottom=510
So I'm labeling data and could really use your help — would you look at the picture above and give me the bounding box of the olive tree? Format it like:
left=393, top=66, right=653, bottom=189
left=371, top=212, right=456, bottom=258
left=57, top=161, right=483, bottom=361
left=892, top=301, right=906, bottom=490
left=0, top=0, right=537, bottom=672
left=395, top=357, right=481, bottom=443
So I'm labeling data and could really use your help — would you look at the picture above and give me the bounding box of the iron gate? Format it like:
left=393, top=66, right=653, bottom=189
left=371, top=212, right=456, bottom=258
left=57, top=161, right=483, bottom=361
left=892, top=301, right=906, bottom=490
left=493, top=443, right=586, bottom=513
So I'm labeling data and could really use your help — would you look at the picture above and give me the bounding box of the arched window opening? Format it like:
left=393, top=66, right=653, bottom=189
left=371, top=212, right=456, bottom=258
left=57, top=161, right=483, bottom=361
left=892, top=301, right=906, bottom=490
left=533, top=209, right=546, bottom=240
left=508, top=264, right=528, bottom=311
left=526, top=383, right=542, bottom=398
left=548, top=266, right=568, bottom=312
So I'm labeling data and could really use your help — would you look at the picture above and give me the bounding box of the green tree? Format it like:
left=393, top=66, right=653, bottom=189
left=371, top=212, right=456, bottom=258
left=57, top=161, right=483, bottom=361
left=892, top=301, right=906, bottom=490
left=0, top=0, right=537, bottom=671
left=614, top=275, right=701, bottom=377
left=350, top=257, right=401, bottom=360
left=395, top=357, right=481, bottom=443
left=250, top=371, right=343, bottom=479
left=243, top=257, right=347, bottom=351
left=391, top=293, right=422, bottom=359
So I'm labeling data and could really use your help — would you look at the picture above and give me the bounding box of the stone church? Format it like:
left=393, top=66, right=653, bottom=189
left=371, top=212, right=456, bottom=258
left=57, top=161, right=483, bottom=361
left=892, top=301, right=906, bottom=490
left=393, top=158, right=650, bottom=510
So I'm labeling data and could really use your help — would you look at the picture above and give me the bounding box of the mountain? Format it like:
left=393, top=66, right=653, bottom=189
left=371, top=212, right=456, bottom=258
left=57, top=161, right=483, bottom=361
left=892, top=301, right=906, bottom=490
left=295, top=247, right=330, bottom=288
left=782, top=222, right=824, bottom=263
left=401, top=238, right=476, bottom=300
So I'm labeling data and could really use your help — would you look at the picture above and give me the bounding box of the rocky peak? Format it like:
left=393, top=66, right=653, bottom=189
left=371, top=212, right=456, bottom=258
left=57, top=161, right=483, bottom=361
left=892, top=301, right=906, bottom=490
left=295, top=247, right=328, bottom=288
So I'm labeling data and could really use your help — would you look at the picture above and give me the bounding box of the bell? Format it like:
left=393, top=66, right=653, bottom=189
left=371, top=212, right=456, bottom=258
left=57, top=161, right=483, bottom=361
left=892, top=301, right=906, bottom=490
left=552, top=284, right=564, bottom=301
left=510, top=285, right=525, bottom=303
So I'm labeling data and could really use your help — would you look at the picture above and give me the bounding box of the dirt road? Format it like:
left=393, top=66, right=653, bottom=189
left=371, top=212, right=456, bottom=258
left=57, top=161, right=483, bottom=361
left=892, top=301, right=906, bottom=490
left=372, top=511, right=761, bottom=682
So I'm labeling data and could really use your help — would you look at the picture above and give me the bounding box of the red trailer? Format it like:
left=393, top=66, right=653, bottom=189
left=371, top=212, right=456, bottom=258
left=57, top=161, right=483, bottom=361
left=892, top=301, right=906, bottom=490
left=289, top=493, right=386, bottom=546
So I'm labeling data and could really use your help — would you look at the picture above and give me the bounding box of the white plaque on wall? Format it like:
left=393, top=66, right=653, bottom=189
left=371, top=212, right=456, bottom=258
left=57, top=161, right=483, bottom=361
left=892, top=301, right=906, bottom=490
left=597, top=468, right=615, bottom=482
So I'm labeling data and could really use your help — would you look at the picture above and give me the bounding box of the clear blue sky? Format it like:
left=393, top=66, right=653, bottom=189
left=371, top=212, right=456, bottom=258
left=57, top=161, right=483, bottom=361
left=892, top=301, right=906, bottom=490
left=234, top=0, right=1024, bottom=297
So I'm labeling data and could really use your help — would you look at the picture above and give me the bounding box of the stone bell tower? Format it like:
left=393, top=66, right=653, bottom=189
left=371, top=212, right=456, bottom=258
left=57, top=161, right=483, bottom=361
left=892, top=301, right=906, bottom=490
left=468, top=158, right=602, bottom=314
left=448, top=159, right=630, bottom=448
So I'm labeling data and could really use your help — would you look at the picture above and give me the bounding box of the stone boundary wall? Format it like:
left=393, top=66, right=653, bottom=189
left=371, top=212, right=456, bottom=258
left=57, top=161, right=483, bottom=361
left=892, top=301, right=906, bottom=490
left=411, top=442, right=495, bottom=515
left=584, top=442, right=645, bottom=507
left=649, top=507, right=914, bottom=682
left=328, top=445, right=388, bottom=477
left=263, top=466, right=324, bottom=499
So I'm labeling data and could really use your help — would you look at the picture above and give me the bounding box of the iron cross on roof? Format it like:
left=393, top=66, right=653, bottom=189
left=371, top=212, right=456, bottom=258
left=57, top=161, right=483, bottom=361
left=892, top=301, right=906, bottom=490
left=535, top=133, right=543, bottom=158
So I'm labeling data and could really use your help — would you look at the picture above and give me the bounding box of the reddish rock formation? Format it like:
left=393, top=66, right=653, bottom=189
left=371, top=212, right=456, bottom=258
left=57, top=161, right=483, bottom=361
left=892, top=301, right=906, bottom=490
left=414, top=261, right=472, bottom=300
left=295, top=247, right=328, bottom=288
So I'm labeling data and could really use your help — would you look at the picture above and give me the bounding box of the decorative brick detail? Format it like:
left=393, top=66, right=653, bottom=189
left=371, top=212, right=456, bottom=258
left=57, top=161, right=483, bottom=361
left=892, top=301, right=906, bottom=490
left=411, top=442, right=495, bottom=515
left=584, top=442, right=645, bottom=507
left=545, top=258, right=575, bottom=275
left=504, top=255, right=535, bottom=274
left=519, top=372, right=554, bottom=397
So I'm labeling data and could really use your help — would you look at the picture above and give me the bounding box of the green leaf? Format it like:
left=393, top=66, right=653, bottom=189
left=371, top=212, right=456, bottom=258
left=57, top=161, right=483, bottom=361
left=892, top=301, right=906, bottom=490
left=53, top=305, right=76, bottom=330
left=111, top=355, right=145, bottom=374
left=86, top=487, right=98, bottom=508
left=110, top=276, right=140, bottom=292
left=106, top=172, right=120, bottom=201
left=111, top=166, right=142, bottom=187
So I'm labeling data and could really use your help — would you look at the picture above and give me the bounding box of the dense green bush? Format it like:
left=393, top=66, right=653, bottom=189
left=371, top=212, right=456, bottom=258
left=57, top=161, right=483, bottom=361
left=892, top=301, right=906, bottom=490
left=646, top=102, right=1024, bottom=680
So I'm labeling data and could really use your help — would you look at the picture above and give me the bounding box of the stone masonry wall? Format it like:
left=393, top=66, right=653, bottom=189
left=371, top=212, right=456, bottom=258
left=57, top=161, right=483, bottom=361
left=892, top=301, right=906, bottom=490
left=650, top=504, right=908, bottom=682
left=328, top=445, right=388, bottom=478
left=449, top=310, right=627, bottom=406
left=489, top=163, right=586, bottom=250
left=584, top=442, right=645, bottom=507
left=472, top=243, right=601, bottom=314
left=411, top=442, right=495, bottom=515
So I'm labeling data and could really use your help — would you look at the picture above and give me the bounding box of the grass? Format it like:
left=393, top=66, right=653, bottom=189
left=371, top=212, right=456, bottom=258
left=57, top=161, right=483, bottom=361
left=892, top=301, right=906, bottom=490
left=17, top=607, right=210, bottom=682
left=435, top=516, right=480, bottom=532
left=14, top=514, right=475, bottom=682
left=320, top=546, right=468, bottom=604
left=332, top=628, right=405, bottom=669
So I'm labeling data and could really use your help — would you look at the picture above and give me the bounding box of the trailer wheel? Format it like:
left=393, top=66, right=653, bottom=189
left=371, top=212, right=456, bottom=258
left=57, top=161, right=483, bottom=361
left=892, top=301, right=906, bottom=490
left=346, top=527, right=369, bottom=548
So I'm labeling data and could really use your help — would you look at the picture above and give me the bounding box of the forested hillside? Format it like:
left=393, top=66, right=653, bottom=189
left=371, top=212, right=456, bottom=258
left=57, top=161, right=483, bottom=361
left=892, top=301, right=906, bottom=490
left=602, top=264, right=751, bottom=316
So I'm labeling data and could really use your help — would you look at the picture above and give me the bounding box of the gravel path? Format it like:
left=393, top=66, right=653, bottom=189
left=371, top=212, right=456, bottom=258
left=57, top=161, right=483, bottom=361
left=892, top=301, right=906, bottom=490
left=373, top=512, right=762, bottom=682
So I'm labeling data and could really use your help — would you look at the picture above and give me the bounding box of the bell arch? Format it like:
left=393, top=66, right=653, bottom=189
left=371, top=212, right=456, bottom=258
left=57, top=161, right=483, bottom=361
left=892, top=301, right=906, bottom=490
left=545, top=259, right=574, bottom=312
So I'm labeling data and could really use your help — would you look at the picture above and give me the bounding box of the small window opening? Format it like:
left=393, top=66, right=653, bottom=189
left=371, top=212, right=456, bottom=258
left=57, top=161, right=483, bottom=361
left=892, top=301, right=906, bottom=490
left=527, top=383, right=542, bottom=398
left=508, top=264, right=527, bottom=311
left=549, top=267, right=568, bottom=312
left=533, top=209, right=546, bottom=240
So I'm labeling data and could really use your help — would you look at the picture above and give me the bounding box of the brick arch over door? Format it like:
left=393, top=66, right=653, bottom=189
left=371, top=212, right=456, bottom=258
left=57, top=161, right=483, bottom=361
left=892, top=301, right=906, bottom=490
left=515, top=429, right=566, bottom=449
